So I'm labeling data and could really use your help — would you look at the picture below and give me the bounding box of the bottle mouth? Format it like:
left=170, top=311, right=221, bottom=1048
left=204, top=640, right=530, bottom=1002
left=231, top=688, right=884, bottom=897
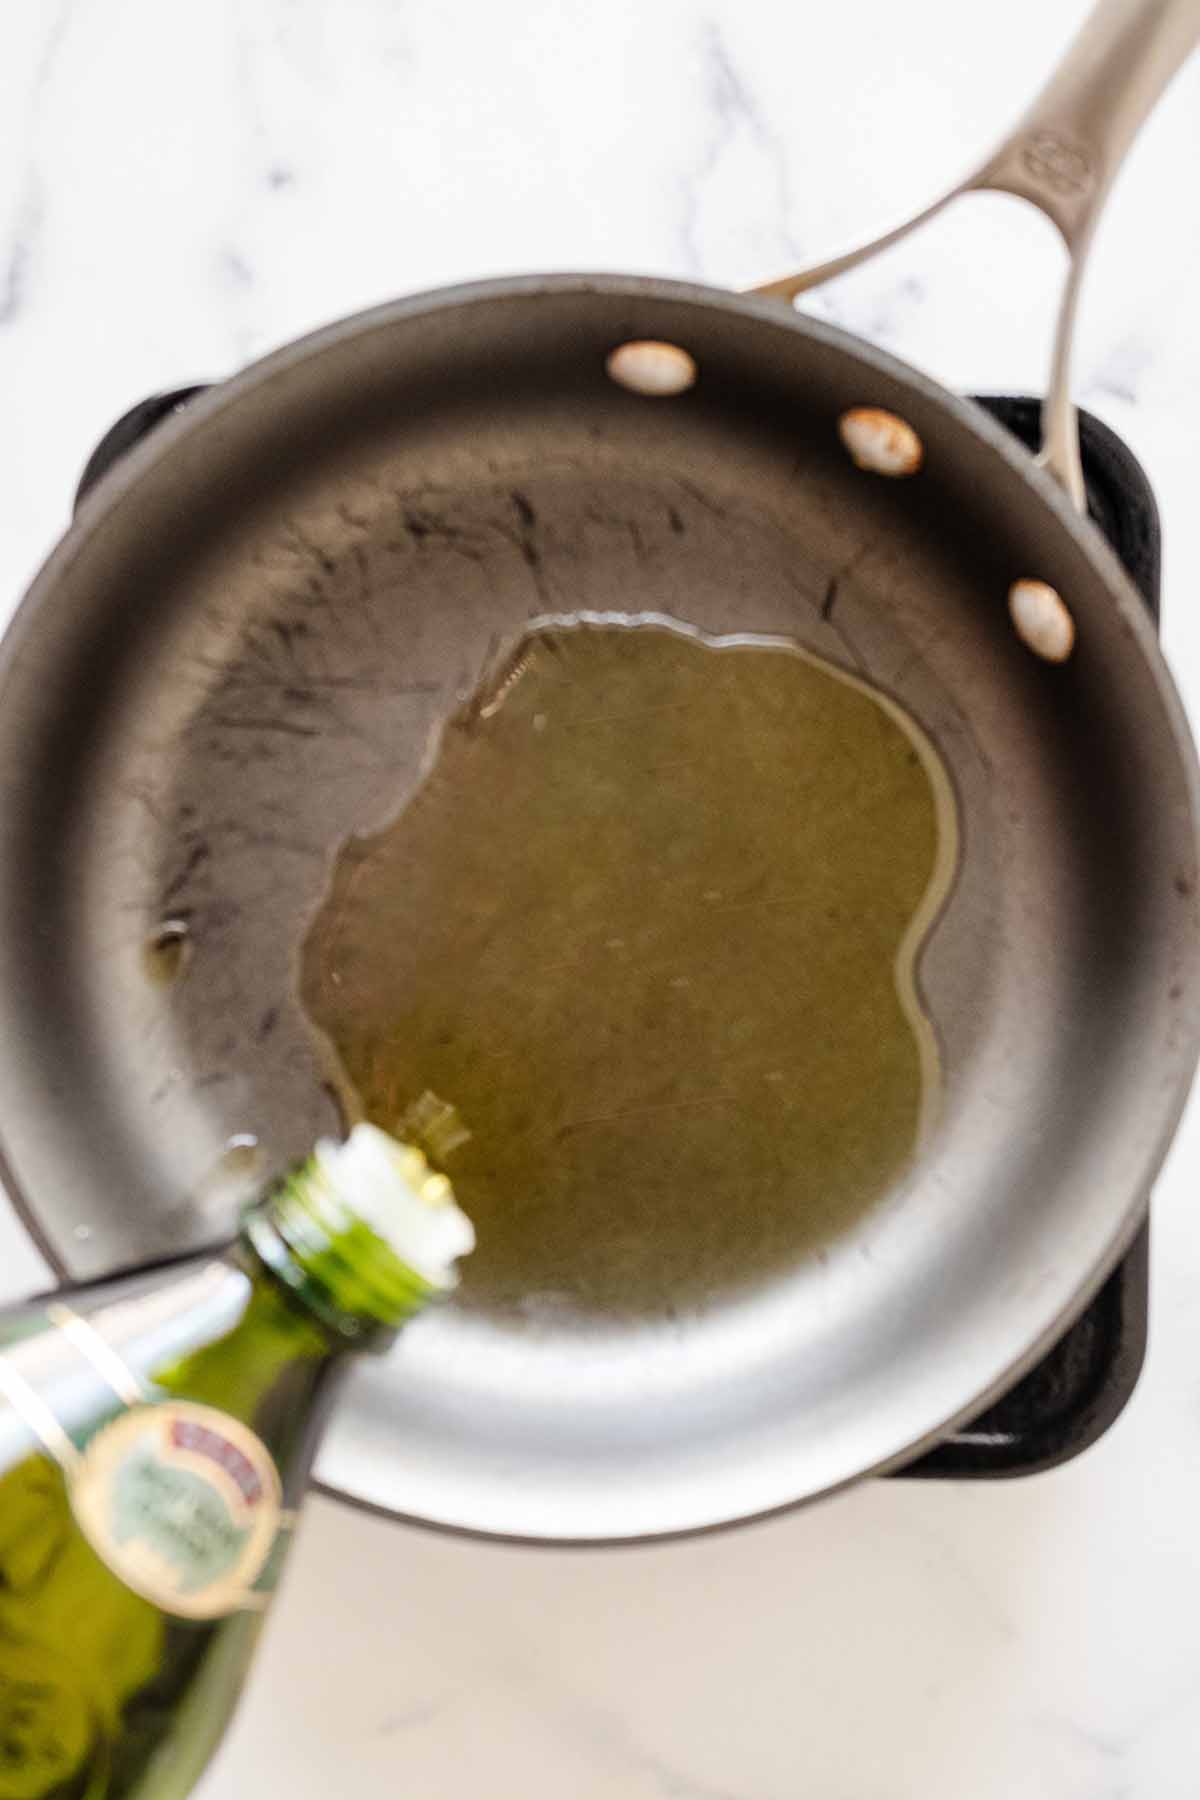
left=309, top=1125, right=476, bottom=1290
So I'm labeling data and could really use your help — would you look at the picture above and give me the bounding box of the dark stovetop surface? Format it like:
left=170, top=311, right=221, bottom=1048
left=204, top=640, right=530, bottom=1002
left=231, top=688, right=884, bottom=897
left=75, top=387, right=1161, bottom=1481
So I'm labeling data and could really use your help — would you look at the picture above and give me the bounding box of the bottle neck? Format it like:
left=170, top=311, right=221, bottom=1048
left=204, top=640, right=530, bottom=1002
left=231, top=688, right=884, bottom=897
left=240, top=1164, right=440, bottom=1346
left=152, top=1252, right=338, bottom=1417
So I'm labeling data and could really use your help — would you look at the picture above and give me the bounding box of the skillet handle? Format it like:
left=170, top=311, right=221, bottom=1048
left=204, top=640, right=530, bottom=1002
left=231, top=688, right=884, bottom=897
left=969, top=0, right=1200, bottom=508
left=751, top=0, right=1200, bottom=513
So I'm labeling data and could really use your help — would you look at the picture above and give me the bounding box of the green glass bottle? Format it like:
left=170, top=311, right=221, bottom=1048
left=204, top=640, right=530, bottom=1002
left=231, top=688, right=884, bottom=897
left=0, top=1125, right=474, bottom=1800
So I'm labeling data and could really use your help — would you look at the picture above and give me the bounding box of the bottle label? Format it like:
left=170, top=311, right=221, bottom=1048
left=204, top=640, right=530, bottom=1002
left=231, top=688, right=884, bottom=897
left=68, top=1401, right=284, bottom=1621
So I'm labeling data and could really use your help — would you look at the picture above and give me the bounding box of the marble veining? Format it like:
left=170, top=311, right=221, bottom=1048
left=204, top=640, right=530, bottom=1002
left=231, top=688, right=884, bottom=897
left=677, top=19, right=804, bottom=282
left=0, top=0, right=76, bottom=328
left=2, top=1, right=1200, bottom=1796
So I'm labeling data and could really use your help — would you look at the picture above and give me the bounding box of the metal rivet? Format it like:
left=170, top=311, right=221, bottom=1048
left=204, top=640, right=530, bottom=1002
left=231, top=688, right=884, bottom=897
left=1008, top=579, right=1076, bottom=663
left=838, top=407, right=924, bottom=477
left=606, top=340, right=698, bottom=397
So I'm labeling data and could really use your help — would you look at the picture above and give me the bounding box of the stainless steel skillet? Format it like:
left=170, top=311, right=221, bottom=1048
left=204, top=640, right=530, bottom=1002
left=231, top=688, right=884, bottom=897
left=0, top=0, right=1198, bottom=1541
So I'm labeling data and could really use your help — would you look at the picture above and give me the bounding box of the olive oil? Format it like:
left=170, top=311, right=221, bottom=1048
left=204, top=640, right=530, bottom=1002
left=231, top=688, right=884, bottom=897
left=302, top=618, right=957, bottom=1322
left=0, top=1127, right=473, bottom=1799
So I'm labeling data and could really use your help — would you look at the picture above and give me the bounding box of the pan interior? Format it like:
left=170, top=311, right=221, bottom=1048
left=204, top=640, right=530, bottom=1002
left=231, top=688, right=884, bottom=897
left=0, top=281, right=1195, bottom=1537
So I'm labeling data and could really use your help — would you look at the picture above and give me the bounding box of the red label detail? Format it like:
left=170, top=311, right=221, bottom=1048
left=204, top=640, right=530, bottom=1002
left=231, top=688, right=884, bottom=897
left=169, top=1418, right=263, bottom=1505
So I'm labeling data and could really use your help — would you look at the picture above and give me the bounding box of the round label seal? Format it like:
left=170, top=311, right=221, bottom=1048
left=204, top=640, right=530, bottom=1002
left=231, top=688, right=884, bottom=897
left=69, top=1402, right=282, bottom=1620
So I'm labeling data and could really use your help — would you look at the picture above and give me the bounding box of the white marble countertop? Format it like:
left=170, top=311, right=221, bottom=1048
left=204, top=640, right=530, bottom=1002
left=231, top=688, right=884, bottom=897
left=4, top=1, right=1200, bottom=1794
